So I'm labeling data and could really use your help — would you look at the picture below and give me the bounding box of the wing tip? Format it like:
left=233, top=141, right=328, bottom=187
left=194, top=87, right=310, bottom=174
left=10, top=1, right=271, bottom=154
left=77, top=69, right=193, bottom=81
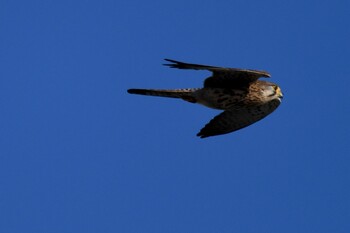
left=127, top=89, right=144, bottom=95
left=196, top=131, right=210, bottom=139
left=163, top=58, right=183, bottom=68
left=245, top=69, right=271, bottom=78
left=164, top=58, right=176, bottom=63
left=262, top=72, right=271, bottom=78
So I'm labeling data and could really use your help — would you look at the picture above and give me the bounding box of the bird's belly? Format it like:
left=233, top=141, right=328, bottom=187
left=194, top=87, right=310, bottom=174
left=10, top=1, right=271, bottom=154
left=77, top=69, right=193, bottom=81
left=194, top=88, right=247, bottom=110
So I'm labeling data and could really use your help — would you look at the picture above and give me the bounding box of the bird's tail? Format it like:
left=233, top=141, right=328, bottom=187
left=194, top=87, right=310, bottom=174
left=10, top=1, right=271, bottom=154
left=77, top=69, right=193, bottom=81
left=127, top=88, right=198, bottom=102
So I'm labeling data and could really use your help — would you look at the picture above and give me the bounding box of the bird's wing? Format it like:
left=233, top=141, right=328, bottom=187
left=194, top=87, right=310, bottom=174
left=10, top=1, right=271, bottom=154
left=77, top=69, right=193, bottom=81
left=197, top=99, right=281, bottom=138
left=164, top=59, right=270, bottom=88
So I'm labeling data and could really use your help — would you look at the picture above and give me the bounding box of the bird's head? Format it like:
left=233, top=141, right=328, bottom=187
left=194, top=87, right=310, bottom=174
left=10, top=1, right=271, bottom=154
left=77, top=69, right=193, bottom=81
left=262, top=83, right=283, bottom=103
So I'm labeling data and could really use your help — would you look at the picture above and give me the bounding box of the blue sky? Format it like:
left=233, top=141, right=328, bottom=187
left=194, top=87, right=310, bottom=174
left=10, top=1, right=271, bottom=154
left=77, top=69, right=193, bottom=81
left=1, top=0, right=349, bottom=232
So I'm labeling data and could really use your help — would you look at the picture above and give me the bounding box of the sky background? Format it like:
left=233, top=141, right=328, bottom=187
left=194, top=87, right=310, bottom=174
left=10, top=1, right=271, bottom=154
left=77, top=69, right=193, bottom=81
left=1, top=0, right=349, bottom=232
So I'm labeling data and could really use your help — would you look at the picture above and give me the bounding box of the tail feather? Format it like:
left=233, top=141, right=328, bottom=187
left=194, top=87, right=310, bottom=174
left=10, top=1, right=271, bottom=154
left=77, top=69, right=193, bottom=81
left=127, top=88, right=198, bottom=101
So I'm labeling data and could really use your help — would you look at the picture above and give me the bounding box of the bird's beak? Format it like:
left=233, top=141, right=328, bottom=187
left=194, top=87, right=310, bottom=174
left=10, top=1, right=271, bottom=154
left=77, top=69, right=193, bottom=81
left=276, top=87, right=283, bottom=100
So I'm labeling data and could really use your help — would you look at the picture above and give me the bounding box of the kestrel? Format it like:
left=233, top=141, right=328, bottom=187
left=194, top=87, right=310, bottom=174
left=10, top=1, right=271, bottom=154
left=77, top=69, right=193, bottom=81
left=128, top=59, right=283, bottom=138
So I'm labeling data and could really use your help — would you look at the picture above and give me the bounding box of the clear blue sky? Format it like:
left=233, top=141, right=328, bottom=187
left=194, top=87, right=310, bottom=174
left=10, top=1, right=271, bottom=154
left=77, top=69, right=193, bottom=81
left=1, top=0, right=349, bottom=232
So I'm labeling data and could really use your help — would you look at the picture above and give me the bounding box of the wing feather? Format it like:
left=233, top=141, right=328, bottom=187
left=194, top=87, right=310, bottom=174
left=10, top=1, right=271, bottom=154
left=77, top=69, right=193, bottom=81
left=164, top=59, right=270, bottom=88
left=197, top=99, right=281, bottom=138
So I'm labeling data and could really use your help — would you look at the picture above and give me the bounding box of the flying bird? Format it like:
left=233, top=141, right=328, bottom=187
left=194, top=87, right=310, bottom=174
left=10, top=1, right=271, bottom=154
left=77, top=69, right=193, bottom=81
left=128, top=59, right=283, bottom=138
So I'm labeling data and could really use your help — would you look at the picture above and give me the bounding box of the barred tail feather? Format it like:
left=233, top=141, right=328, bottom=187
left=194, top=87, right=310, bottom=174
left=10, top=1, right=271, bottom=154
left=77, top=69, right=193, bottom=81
left=127, top=88, right=198, bottom=103
left=127, top=88, right=193, bottom=98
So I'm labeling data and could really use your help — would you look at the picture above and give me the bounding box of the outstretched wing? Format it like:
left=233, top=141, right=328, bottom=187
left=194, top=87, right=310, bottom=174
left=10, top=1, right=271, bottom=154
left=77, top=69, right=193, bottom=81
left=197, top=99, right=281, bottom=138
left=164, top=59, right=270, bottom=88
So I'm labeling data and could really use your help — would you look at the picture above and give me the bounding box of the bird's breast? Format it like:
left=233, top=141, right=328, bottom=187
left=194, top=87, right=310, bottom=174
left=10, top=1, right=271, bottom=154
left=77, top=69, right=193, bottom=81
left=193, top=88, right=249, bottom=110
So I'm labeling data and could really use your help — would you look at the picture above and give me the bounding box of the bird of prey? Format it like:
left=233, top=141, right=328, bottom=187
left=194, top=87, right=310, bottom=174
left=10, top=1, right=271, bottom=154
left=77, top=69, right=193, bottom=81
left=127, top=59, right=283, bottom=138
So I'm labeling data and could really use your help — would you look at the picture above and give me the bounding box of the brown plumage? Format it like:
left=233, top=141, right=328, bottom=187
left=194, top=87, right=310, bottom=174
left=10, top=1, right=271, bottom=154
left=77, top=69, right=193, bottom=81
left=128, top=59, right=283, bottom=138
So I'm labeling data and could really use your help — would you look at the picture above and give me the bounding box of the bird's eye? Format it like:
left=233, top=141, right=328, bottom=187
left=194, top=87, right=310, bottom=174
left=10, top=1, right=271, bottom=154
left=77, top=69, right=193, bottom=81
left=267, top=86, right=277, bottom=97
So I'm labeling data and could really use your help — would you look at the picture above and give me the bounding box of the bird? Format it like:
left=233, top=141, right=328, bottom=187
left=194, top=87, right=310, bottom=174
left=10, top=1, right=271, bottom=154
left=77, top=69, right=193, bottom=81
left=127, top=59, right=283, bottom=138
